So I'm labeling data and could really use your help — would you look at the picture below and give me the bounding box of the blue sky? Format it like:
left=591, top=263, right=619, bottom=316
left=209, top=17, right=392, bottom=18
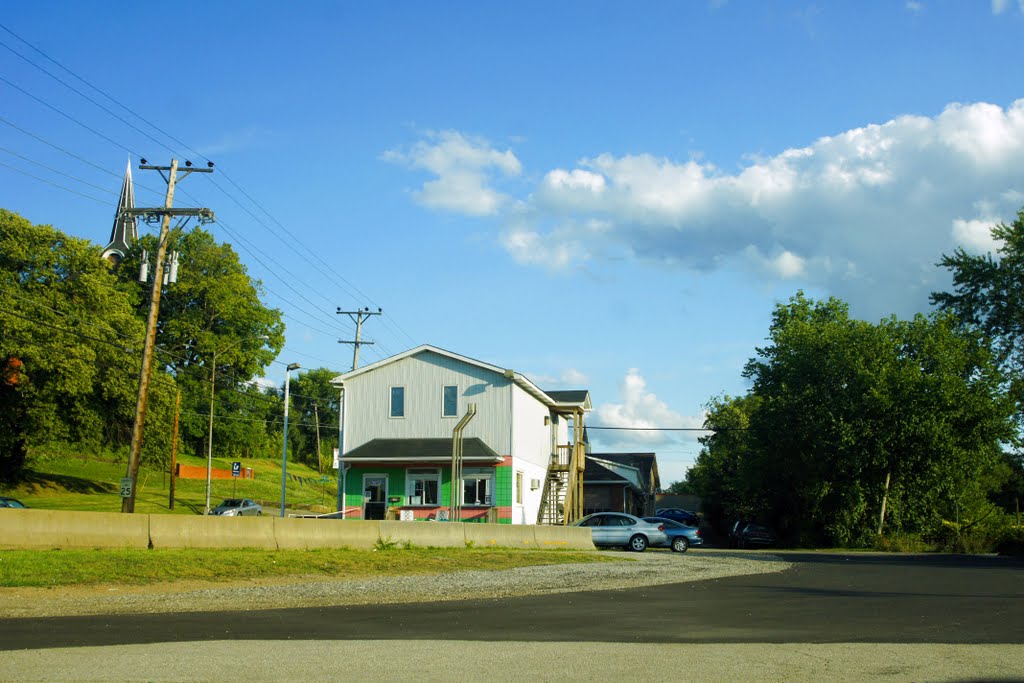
left=3, top=2, right=1024, bottom=485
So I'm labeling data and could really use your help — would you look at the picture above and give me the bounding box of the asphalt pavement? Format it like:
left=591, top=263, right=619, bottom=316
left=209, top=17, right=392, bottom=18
left=2, top=551, right=1022, bottom=682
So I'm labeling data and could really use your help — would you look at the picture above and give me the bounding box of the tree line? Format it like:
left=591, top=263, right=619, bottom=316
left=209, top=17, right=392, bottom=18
left=0, top=209, right=341, bottom=482
left=686, top=210, right=1024, bottom=549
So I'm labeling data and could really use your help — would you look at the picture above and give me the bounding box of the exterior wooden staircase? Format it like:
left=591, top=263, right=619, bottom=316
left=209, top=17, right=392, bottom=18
left=537, top=409, right=586, bottom=525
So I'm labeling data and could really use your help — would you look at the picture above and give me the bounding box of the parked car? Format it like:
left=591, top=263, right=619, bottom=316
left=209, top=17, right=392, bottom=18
left=728, top=520, right=777, bottom=548
left=655, top=508, right=700, bottom=527
left=643, top=517, right=703, bottom=552
left=208, top=498, right=262, bottom=516
left=0, top=497, right=27, bottom=508
left=572, top=512, right=668, bottom=552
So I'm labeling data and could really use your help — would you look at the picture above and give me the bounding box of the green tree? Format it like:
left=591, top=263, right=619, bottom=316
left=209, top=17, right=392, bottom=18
left=745, top=293, right=1014, bottom=545
left=663, top=479, right=694, bottom=495
left=932, top=209, right=1024, bottom=422
left=0, top=209, right=170, bottom=480
left=687, top=393, right=762, bottom=532
left=689, top=291, right=1015, bottom=546
left=286, top=368, right=342, bottom=471
left=116, top=227, right=285, bottom=459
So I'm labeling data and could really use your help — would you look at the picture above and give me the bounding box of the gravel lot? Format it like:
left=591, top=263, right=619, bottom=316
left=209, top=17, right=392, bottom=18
left=0, top=550, right=790, bottom=618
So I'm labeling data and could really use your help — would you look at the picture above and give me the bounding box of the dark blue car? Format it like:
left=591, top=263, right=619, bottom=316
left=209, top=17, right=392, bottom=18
left=655, top=508, right=700, bottom=527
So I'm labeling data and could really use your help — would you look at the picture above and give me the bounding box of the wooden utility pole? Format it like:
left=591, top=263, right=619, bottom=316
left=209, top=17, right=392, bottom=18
left=121, top=159, right=214, bottom=513
left=169, top=390, right=180, bottom=510
left=337, top=307, right=382, bottom=370
left=314, top=403, right=323, bottom=475
left=877, top=470, right=892, bottom=535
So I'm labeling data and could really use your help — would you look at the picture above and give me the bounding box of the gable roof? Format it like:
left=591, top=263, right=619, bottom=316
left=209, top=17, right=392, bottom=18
left=589, top=452, right=661, bottom=492
left=331, top=344, right=591, bottom=412
left=584, top=456, right=644, bottom=490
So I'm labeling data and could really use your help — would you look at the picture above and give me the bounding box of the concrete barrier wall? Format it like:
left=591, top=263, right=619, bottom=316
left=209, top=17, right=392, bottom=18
left=274, top=517, right=379, bottom=550
left=0, top=509, right=150, bottom=549
left=464, top=522, right=537, bottom=548
left=0, top=509, right=594, bottom=551
left=379, top=520, right=466, bottom=547
left=533, top=524, right=595, bottom=550
left=149, top=515, right=277, bottom=549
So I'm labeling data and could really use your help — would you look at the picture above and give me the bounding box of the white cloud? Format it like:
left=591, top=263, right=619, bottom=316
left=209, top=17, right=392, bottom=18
left=905, top=1, right=924, bottom=12
left=992, top=0, right=1024, bottom=14
left=592, top=369, right=706, bottom=450
left=383, top=130, right=521, bottom=216
left=392, top=100, right=1024, bottom=319
left=952, top=218, right=1002, bottom=254
left=527, top=367, right=590, bottom=387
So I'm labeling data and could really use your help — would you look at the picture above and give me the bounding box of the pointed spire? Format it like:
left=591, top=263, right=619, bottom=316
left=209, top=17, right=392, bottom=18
left=101, top=158, right=137, bottom=265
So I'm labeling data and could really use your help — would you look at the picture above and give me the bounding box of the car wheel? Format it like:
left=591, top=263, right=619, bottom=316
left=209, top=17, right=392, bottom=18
left=672, top=537, right=689, bottom=553
left=627, top=534, right=648, bottom=552
left=256, top=511, right=262, bottom=516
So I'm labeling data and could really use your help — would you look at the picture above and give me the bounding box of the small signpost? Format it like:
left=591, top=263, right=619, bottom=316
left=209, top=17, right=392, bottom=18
left=320, top=474, right=330, bottom=507
left=119, top=477, right=133, bottom=499
left=232, top=461, right=241, bottom=496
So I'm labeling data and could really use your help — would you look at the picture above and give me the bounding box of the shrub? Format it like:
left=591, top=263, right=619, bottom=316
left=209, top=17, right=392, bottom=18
left=994, top=527, right=1024, bottom=556
left=872, top=533, right=933, bottom=553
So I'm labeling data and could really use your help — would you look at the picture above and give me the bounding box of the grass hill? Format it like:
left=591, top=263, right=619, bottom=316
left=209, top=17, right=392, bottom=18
left=2, top=448, right=338, bottom=516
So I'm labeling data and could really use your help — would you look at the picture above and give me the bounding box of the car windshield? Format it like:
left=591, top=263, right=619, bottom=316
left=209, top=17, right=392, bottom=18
left=746, top=524, right=769, bottom=532
left=220, top=500, right=243, bottom=507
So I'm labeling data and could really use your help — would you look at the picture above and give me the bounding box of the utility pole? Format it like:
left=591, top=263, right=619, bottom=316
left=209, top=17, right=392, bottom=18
left=121, top=158, right=214, bottom=513
left=337, top=307, right=382, bottom=370
left=169, top=390, right=180, bottom=510
left=314, top=403, right=323, bottom=475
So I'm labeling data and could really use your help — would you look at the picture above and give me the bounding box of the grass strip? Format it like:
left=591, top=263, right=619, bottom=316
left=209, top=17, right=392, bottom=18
left=0, top=547, right=622, bottom=588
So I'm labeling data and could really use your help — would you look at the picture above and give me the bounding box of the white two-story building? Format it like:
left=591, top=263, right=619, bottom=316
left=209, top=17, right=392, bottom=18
left=331, top=345, right=591, bottom=525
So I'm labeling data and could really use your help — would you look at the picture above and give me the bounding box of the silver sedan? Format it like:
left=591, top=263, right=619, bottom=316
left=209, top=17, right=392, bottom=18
left=571, top=512, right=668, bottom=552
left=208, top=498, right=262, bottom=516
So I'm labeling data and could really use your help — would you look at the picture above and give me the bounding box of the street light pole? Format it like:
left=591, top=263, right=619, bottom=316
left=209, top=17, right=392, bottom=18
left=280, top=362, right=301, bottom=517
left=205, top=335, right=268, bottom=515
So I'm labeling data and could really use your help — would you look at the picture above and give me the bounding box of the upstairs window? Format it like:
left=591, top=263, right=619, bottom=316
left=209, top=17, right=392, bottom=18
left=390, top=386, right=405, bottom=418
left=442, top=385, right=458, bottom=417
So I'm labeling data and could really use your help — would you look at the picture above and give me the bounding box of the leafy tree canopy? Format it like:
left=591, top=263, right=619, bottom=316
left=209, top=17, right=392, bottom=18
left=0, top=209, right=158, bottom=480
left=690, top=291, right=1015, bottom=546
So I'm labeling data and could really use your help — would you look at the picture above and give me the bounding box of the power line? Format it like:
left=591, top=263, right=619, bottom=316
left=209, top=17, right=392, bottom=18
left=0, top=160, right=109, bottom=205
left=587, top=425, right=742, bottom=431
left=0, top=74, right=139, bottom=157
left=0, top=115, right=168, bottom=199
left=0, top=27, right=417, bottom=357
left=0, top=36, right=183, bottom=159
left=0, top=144, right=120, bottom=196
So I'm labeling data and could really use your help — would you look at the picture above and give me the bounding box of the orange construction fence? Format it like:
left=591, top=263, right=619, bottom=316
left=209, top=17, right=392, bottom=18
left=175, top=463, right=254, bottom=480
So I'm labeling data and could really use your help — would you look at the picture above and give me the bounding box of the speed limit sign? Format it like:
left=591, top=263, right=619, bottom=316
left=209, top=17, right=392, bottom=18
left=119, top=477, right=133, bottom=498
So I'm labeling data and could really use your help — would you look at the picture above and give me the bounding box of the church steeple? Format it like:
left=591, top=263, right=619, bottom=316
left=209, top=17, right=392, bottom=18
left=100, top=159, right=137, bottom=266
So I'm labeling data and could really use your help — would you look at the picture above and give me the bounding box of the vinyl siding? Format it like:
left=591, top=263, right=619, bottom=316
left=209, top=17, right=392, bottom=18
left=343, top=351, right=513, bottom=454
left=510, top=383, right=553, bottom=470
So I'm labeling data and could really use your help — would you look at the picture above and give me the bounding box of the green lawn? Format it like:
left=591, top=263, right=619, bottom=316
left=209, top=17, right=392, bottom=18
left=4, top=452, right=338, bottom=515
left=0, top=546, right=617, bottom=588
